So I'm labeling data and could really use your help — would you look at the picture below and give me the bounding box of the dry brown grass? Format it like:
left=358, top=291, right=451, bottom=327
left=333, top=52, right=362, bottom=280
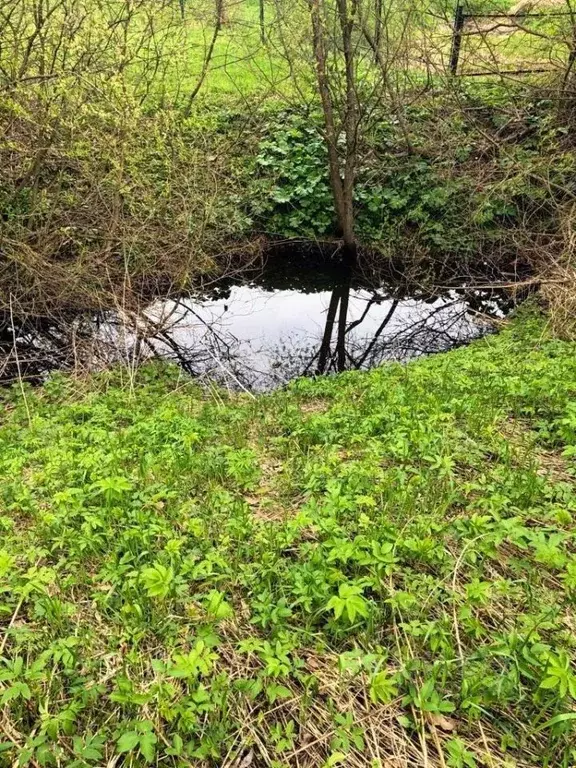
left=539, top=263, right=576, bottom=339
left=214, top=640, right=514, bottom=768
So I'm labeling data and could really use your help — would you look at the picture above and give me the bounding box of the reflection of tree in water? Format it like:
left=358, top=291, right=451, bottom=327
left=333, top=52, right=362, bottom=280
left=265, top=280, right=509, bottom=382
left=142, top=302, right=262, bottom=392
left=161, top=286, right=511, bottom=389
left=0, top=312, right=110, bottom=385
left=0, top=279, right=518, bottom=390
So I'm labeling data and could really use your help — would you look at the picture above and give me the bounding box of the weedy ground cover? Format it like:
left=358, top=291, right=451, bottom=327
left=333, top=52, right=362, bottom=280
left=1, top=310, right=576, bottom=766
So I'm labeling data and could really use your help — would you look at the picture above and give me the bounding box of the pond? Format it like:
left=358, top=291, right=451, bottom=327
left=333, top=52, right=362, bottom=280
left=0, top=250, right=520, bottom=390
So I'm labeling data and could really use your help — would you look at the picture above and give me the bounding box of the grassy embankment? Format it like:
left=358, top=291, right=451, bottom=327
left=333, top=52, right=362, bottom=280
left=1, top=310, right=576, bottom=767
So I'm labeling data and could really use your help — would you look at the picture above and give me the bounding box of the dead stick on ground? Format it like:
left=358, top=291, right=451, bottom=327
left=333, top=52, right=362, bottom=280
left=0, top=596, right=25, bottom=657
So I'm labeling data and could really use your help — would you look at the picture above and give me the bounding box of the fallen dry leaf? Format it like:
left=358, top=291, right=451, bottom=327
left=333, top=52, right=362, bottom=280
left=427, top=712, right=457, bottom=732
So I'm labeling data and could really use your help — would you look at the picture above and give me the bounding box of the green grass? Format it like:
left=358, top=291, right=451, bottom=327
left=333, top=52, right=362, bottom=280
left=2, top=311, right=576, bottom=767
left=179, top=1, right=282, bottom=98
left=458, top=14, right=574, bottom=78
left=141, top=0, right=293, bottom=104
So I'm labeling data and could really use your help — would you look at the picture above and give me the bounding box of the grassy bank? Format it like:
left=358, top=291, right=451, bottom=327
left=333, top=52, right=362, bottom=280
left=1, top=310, right=576, bottom=766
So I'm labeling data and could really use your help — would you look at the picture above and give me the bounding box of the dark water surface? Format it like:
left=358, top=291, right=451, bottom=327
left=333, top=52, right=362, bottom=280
left=0, top=253, right=519, bottom=390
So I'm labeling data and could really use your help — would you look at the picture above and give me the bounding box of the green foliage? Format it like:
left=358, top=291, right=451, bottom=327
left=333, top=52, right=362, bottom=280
left=249, top=110, right=479, bottom=249
left=117, top=721, right=158, bottom=764
left=3, top=0, right=574, bottom=319
left=141, top=563, right=175, bottom=599
left=369, top=670, right=399, bottom=704
left=250, top=113, right=334, bottom=237
left=0, top=0, right=260, bottom=312
left=247, top=100, right=575, bottom=268
left=326, top=583, right=370, bottom=624
left=2, top=313, right=576, bottom=764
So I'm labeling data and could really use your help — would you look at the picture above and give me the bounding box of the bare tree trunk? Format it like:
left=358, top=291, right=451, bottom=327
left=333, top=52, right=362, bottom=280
left=375, top=0, right=383, bottom=50
left=259, top=0, right=265, bottom=42
left=317, top=284, right=341, bottom=373
left=307, top=0, right=358, bottom=261
left=360, top=18, right=413, bottom=153
left=560, top=12, right=576, bottom=114
left=335, top=270, right=351, bottom=370
left=184, top=0, right=224, bottom=115
left=336, top=0, right=359, bottom=262
left=218, top=0, right=228, bottom=25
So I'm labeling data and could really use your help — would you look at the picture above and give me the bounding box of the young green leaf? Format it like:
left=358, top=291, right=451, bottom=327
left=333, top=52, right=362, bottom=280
left=141, top=563, right=174, bottom=598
